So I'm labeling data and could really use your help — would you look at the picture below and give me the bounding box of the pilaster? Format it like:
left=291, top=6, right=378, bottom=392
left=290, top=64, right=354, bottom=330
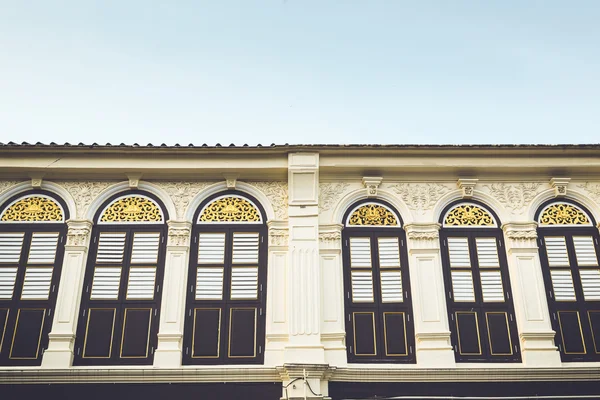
left=404, top=223, right=455, bottom=367
left=502, top=222, right=561, bottom=366
left=285, top=153, right=324, bottom=363
left=153, top=220, right=192, bottom=367
left=41, top=219, right=92, bottom=368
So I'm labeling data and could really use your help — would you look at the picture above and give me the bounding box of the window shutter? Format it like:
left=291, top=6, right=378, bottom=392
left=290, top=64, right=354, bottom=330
left=475, top=238, right=500, bottom=267
left=195, top=267, right=224, bottom=300
left=451, top=271, right=475, bottom=302
left=448, top=238, right=471, bottom=268
left=378, top=238, right=400, bottom=267
left=580, top=269, right=600, bottom=301
left=232, top=232, right=259, bottom=264
left=0, top=232, right=24, bottom=263
left=351, top=271, right=374, bottom=302
left=550, top=269, right=576, bottom=301
left=21, top=267, right=53, bottom=299
left=130, top=232, right=160, bottom=264
left=231, top=267, right=258, bottom=299
left=0, top=266, right=18, bottom=299
left=126, top=267, right=157, bottom=299
left=545, top=237, right=570, bottom=266
left=350, top=237, right=372, bottom=267
left=27, top=232, right=59, bottom=264
left=573, top=236, right=598, bottom=266
left=198, top=233, right=226, bottom=264
left=380, top=270, right=403, bottom=303
left=480, top=271, right=504, bottom=302
left=90, top=266, right=122, bottom=300
left=96, top=233, right=126, bottom=263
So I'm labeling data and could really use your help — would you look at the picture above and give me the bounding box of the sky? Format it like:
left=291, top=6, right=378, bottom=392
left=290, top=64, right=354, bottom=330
left=0, top=1, right=599, bottom=145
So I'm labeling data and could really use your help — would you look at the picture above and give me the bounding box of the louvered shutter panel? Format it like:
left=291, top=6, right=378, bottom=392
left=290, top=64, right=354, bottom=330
left=130, top=232, right=160, bottom=264
left=550, top=269, right=576, bottom=301
left=231, top=267, right=258, bottom=299
left=475, top=238, right=500, bottom=268
left=448, top=238, right=471, bottom=268
left=378, top=238, right=400, bottom=267
left=580, top=269, right=600, bottom=301
left=545, top=237, right=570, bottom=266
left=0, top=232, right=24, bottom=263
left=380, top=270, right=402, bottom=302
left=126, top=267, right=157, bottom=299
left=480, top=271, right=504, bottom=302
left=232, top=232, right=259, bottom=264
left=96, top=233, right=126, bottom=263
left=351, top=271, right=374, bottom=302
left=0, top=267, right=18, bottom=299
left=27, top=233, right=59, bottom=264
left=573, top=236, right=598, bottom=266
left=451, top=271, right=475, bottom=302
left=350, top=237, right=372, bottom=267
left=90, top=266, right=122, bottom=299
left=21, top=267, right=53, bottom=299
left=196, top=267, right=224, bottom=300
left=198, top=233, right=226, bottom=264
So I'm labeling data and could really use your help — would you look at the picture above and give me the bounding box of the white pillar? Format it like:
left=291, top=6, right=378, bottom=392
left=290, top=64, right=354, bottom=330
left=41, top=219, right=92, bottom=368
left=153, top=220, right=192, bottom=367
left=502, top=222, right=561, bottom=366
left=404, top=223, right=455, bottom=367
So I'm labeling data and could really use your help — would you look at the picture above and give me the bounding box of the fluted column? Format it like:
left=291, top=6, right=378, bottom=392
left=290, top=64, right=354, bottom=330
left=41, top=219, right=92, bottom=368
left=153, top=220, right=192, bottom=367
left=404, top=223, right=455, bottom=367
left=502, top=222, right=561, bottom=366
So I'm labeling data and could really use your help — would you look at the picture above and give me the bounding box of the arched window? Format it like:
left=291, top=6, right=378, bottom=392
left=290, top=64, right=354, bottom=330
left=0, top=191, right=68, bottom=366
left=536, top=200, right=600, bottom=361
left=73, top=192, right=167, bottom=365
left=183, top=192, right=267, bottom=365
left=342, top=200, right=415, bottom=363
left=439, top=201, right=520, bottom=362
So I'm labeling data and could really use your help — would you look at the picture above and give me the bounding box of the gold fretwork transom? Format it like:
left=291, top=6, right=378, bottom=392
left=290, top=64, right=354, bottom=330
left=199, top=195, right=262, bottom=223
left=444, top=203, right=495, bottom=227
left=100, top=195, right=164, bottom=223
left=0, top=195, right=64, bottom=222
left=539, top=203, right=591, bottom=226
left=347, top=203, right=399, bottom=226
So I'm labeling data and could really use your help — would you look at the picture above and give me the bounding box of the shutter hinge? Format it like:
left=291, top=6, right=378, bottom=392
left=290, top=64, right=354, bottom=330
left=189, top=309, right=192, bottom=317
left=498, top=239, right=502, bottom=247
left=260, top=308, right=263, bottom=316
left=506, top=291, right=510, bottom=300
left=94, top=236, right=97, bottom=243
left=83, top=309, right=86, bottom=317
left=348, top=314, right=350, bottom=322
left=510, top=314, right=514, bottom=322
left=450, top=313, right=454, bottom=321
left=186, top=347, right=189, bottom=355
left=401, top=239, right=404, bottom=246
left=347, top=292, right=350, bottom=299
left=60, top=236, right=64, bottom=243
left=259, top=345, right=262, bottom=354
left=558, top=344, right=562, bottom=352
left=449, top=291, right=453, bottom=299
left=550, top=291, right=554, bottom=299
left=154, top=309, right=157, bottom=316
left=48, top=308, right=52, bottom=316
left=194, top=236, right=197, bottom=243
left=443, top=239, right=446, bottom=247
left=553, top=313, right=557, bottom=321
left=190, top=285, right=194, bottom=293
left=539, top=238, right=543, bottom=246
left=405, top=291, right=408, bottom=299
left=407, top=314, right=410, bottom=322
left=350, top=346, right=353, bottom=354
left=345, top=239, right=348, bottom=247
left=261, top=236, right=264, bottom=243
left=596, top=238, right=598, bottom=245
left=77, top=347, right=81, bottom=355
left=151, top=347, right=154, bottom=354
left=409, top=346, right=413, bottom=354
left=454, top=344, right=457, bottom=352
left=156, top=285, right=160, bottom=293
left=161, top=236, right=164, bottom=243
left=260, top=284, right=263, bottom=292
left=514, top=345, right=518, bottom=353
left=52, top=285, right=55, bottom=293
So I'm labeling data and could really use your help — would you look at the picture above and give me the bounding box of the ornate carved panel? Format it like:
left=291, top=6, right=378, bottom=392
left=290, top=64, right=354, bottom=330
left=538, top=203, right=590, bottom=226
left=0, top=195, right=64, bottom=222
left=347, top=203, right=398, bottom=226
left=100, top=195, right=164, bottom=223
left=199, top=195, right=262, bottom=223
left=247, top=181, right=288, bottom=220
left=483, top=182, right=541, bottom=214
left=444, top=204, right=495, bottom=227
left=59, top=181, right=113, bottom=219
left=389, top=183, right=452, bottom=214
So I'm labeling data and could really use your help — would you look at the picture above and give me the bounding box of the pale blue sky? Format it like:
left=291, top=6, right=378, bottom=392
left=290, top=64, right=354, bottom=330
left=0, top=1, right=599, bottom=145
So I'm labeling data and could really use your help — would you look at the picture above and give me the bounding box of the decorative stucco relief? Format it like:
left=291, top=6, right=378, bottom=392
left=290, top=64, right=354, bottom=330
left=269, top=228, right=289, bottom=247
left=155, top=181, right=211, bottom=220
left=319, top=231, right=341, bottom=242
left=247, top=181, right=288, bottom=220
left=577, top=182, right=600, bottom=205
left=167, top=226, right=192, bottom=247
left=59, top=181, right=114, bottom=219
left=319, top=182, right=351, bottom=212
left=388, top=183, right=452, bottom=214
left=67, top=226, right=92, bottom=246
left=482, top=182, right=542, bottom=214
left=0, top=181, right=19, bottom=196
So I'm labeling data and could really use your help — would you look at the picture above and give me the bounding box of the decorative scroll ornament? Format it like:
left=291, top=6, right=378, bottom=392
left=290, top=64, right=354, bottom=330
left=156, top=181, right=211, bottom=220
left=390, top=183, right=452, bottom=214
left=539, top=203, right=590, bottom=226
left=100, top=195, right=164, bottom=223
left=199, top=195, right=262, bottom=223
left=1, top=195, right=64, bottom=222
left=347, top=203, right=398, bottom=226
left=269, top=228, right=289, bottom=246
left=248, top=181, right=288, bottom=220
left=578, top=182, right=600, bottom=205
left=319, top=182, right=350, bottom=211
left=483, top=182, right=541, bottom=214
left=444, top=204, right=495, bottom=226
left=59, top=181, right=113, bottom=219
left=0, top=181, right=19, bottom=194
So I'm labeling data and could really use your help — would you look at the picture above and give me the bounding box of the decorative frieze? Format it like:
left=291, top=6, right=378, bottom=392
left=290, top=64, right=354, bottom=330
left=155, top=181, right=211, bottom=220
left=59, top=181, right=114, bottom=219
left=483, top=182, right=542, bottom=214
left=319, top=182, right=350, bottom=211
left=577, top=182, right=600, bottom=204
left=248, top=181, right=288, bottom=220
left=389, top=183, right=452, bottom=214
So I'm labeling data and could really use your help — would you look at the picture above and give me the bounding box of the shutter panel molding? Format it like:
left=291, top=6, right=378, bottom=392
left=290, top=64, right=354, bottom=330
left=480, top=271, right=504, bottom=302
left=448, top=237, right=471, bottom=268
left=21, top=267, right=53, bottom=299
left=550, top=269, right=577, bottom=301
left=0, top=232, right=24, bottom=263
left=27, top=232, right=59, bottom=264
left=451, top=271, right=475, bottom=302
left=378, top=238, right=401, bottom=267
left=380, top=270, right=403, bottom=303
left=96, top=233, right=126, bottom=264
left=230, top=267, right=258, bottom=299
left=573, top=236, right=598, bottom=266
left=580, top=269, right=600, bottom=301
left=126, top=267, right=157, bottom=299
left=351, top=270, right=374, bottom=302
left=195, top=267, right=224, bottom=300
left=90, top=266, right=122, bottom=300
left=130, top=232, right=160, bottom=264
left=232, top=232, right=260, bottom=264
left=0, top=267, right=18, bottom=299
left=545, top=237, right=570, bottom=266
left=475, top=238, right=500, bottom=268
left=198, top=233, right=226, bottom=264
left=350, top=237, right=372, bottom=268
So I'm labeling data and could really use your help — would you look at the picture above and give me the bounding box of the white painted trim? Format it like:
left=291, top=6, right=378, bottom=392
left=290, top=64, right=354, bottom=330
left=0, top=181, right=76, bottom=221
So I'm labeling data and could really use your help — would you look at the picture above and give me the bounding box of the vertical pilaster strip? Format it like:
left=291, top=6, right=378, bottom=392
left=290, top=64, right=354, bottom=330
left=41, top=219, right=92, bottom=368
left=153, top=220, right=192, bottom=367
left=404, top=223, right=455, bottom=367
left=285, top=152, right=324, bottom=364
left=502, top=222, right=561, bottom=366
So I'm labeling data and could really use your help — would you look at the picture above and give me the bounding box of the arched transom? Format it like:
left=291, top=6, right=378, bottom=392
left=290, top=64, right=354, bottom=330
left=198, top=195, right=263, bottom=223
left=0, top=194, right=64, bottom=223
left=346, top=203, right=399, bottom=227
left=99, top=195, right=164, bottom=224
left=538, top=202, right=592, bottom=226
left=443, top=203, right=496, bottom=227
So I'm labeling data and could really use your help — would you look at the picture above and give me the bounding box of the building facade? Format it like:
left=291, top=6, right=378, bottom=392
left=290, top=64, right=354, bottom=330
left=0, top=143, right=599, bottom=399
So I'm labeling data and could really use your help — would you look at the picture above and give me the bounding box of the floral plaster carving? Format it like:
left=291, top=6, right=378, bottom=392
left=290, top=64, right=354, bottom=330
left=0, top=181, right=19, bottom=195
left=578, top=182, right=600, bottom=204
left=319, top=231, right=341, bottom=242
left=168, top=226, right=192, bottom=247
left=269, top=228, right=289, bottom=247
left=406, top=231, right=439, bottom=241
left=483, top=183, right=541, bottom=214
left=59, top=181, right=114, bottom=219
left=389, top=183, right=452, bottom=214
left=67, top=227, right=91, bottom=246
left=319, top=182, right=350, bottom=211
left=155, top=181, right=211, bottom=220
left=247, top=181, right=288, bottom=220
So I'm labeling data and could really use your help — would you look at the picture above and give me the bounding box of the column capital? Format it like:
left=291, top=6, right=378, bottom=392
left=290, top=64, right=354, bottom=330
left=502, top=222, right=538, bottom=250
left=167, top=220, right=192, bottom=248
left=65, top=219, right=93, bottom=248
left=268, top=220, right=289, bottom=248
left=405, top=223, right=441, bottom=252
left=319, top=224, right=343, bottom=252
